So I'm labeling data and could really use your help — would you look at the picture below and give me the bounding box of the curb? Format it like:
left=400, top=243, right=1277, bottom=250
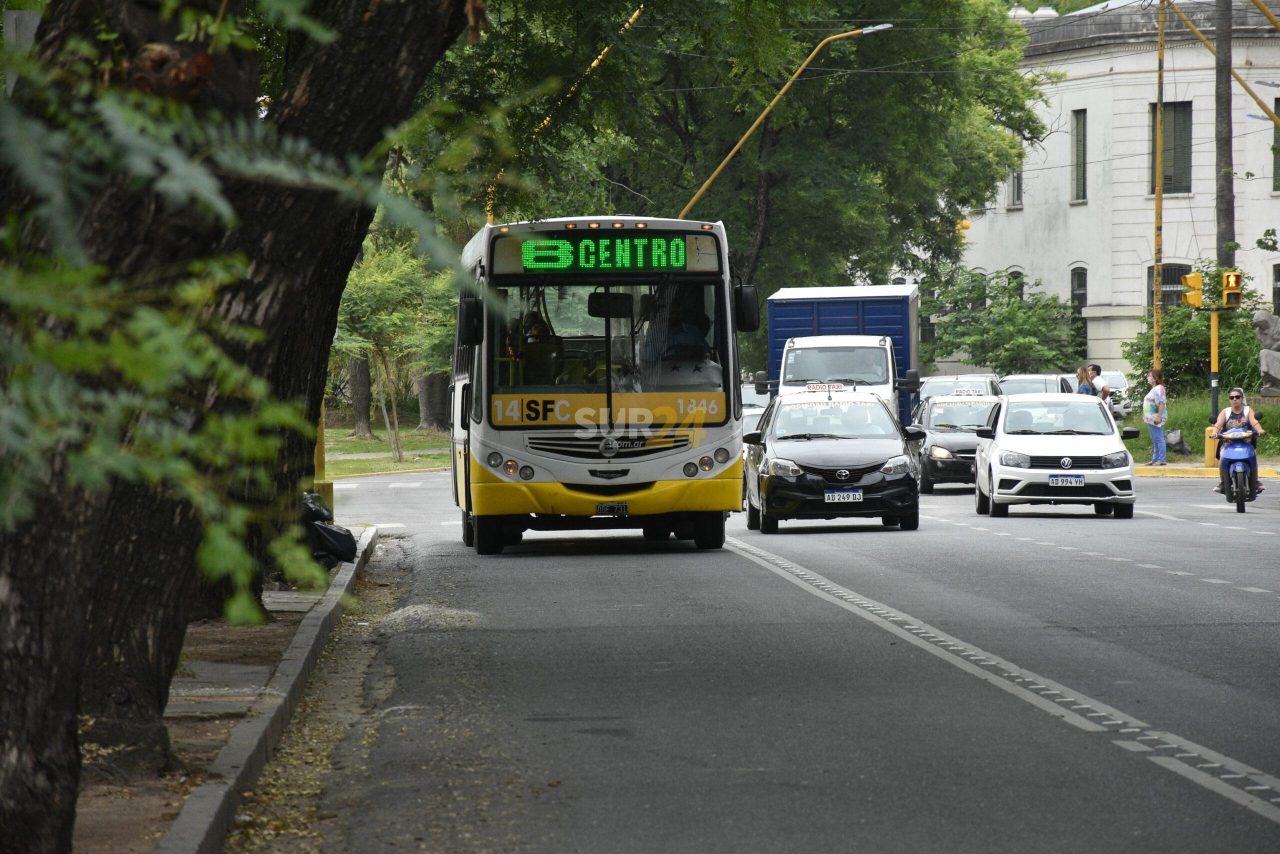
left=1134, top=465, right=1279, bottom=478
left=156, top=525, right=380, bottom=854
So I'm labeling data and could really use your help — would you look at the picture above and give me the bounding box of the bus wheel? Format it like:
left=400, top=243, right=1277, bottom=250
left=474, top=516, right=505, bottom=555
left=461, top=511, right=474, bottom=547
left=693, top=513, right=726, bottom=550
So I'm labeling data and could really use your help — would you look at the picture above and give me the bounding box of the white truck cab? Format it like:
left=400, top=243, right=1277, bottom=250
left=776, top=335, right=898, bottom=407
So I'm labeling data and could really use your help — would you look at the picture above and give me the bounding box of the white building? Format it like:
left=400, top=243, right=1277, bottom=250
left=961, top=1, right=1280, bottom=373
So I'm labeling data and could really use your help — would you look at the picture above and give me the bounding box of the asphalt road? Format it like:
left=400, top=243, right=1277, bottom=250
left=329, top=473, right=1280, bottom=852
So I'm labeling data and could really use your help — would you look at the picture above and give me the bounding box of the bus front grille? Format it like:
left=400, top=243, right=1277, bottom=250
left=527, top=434, right=691, bottom=460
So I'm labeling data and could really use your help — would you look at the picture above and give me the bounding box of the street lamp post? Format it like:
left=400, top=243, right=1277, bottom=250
left=678, top=24, right=892, bottom=219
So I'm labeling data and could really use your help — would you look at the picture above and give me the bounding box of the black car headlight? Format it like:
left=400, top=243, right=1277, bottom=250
left=880, top=455, right=910, bottom=476
left=929, top=445, right=954, bottom=460
left=768, top=458, right=803, bottom=477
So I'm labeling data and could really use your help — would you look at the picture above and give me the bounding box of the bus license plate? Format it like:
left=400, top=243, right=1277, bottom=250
left=596, top=502, right=629, bottom=516
left=1048, top=475, right=1084, bottom=487
left=824, top=490, right=862, bottom=503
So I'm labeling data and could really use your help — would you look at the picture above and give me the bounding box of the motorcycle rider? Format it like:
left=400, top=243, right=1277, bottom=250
left=1210, top=388, right=1265, bottom=497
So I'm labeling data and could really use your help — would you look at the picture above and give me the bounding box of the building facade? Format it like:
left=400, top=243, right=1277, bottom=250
left=961, top=1, right=1280, bottom=373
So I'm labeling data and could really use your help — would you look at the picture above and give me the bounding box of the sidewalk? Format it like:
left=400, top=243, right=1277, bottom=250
left=73, top=526, right=379, bottom=854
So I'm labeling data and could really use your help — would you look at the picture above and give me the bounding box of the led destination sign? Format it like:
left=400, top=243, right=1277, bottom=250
left=492, top=231, right=721, bottom=276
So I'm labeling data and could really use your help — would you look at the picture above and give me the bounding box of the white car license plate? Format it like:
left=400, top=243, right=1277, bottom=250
left=824, top=490, right=863, bottom=503
left=1048, top=475, right=1085, bottom=487
left=596, top=502, right=629, bottom=516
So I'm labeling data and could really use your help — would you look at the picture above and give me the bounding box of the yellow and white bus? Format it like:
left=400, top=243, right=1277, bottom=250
left=450, top=216, right=759, bottom=554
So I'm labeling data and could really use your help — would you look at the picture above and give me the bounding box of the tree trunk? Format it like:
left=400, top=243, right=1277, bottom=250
left=376, top=351, right=404, bottom=463
left=350, top=356, right=378, bottom=439
left=0, top=0, right=469, bottom=844
left=414, top=367, right=432, bottom=430
left=425, top=372, right=450, bottom=430
left=1214, top=0, right=1235, bottom=269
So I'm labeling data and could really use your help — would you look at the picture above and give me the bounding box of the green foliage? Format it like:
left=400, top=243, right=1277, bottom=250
left=921, top=266, right=1082, bottom=375
left=1122, top=265, right=1264, bottom=399
left=0, top=2, right=394, bottom=619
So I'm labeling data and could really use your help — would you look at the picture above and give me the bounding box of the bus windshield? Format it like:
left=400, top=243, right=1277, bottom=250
left=489, top=281, right=728, bottom=420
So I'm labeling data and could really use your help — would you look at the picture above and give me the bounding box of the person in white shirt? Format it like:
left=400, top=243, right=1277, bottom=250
left=1087, top=364, right=1110, bottom=402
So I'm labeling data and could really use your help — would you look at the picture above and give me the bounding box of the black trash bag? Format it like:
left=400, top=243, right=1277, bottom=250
left=302, top=491, right=334, bottom=523
left=311, top=520, right=357, bottom=564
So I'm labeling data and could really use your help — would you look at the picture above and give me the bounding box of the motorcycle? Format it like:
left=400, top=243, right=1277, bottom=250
left=1218, top=427, right=1257, bottom=513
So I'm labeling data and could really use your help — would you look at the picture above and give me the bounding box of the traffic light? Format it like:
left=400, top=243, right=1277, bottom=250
left=1180, top=271, right=1203, bottom=308
left=1221, top=270, right=1243, bottom=309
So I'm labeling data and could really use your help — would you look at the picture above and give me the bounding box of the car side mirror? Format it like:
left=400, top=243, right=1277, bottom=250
left=903, top=425, right=926, bottom=442
left=975, top=426, right=995, bottom=439
left=895, top=368, right=921, bottom=393
left=1121, top=427, right=1139, bottom=440
left=743, top=430, right=763, bottom=446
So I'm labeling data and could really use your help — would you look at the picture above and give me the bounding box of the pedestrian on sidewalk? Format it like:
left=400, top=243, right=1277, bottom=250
left=1143, top=368, right=1167, bottom=465
left=1088, top=364, right=1110, bottom=403
left=1075, top=366, right=1095, bottom=395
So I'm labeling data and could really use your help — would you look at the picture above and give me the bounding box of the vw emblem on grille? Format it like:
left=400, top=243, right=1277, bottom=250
left=600, top=437, right=620, bottom=458
left=1060, top=457, right=1073, bottom=469
left=836, top=469, right=850, bottom=480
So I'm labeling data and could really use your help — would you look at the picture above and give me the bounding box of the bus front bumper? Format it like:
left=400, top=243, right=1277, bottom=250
left=470, top=461, right=743, bottom=518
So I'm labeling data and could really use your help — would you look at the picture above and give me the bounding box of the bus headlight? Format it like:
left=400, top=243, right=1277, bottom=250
left=713, top=447, right=731, bottom=464
left=487, top=452, right=503, bottom=468
left=503, top=459, right=518, bottom=477
left=683, top=462, right=699, bottom=477
left=519, top=466, right=535, bottom=480
left=699, top=455, right=714, bottom=472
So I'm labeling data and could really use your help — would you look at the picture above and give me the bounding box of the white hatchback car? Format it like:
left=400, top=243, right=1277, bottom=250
left=974, top=394, right=1139, bottom=518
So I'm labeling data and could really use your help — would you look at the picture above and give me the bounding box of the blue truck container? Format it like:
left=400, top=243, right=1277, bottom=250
left=764, top=285, right=920, bottom=423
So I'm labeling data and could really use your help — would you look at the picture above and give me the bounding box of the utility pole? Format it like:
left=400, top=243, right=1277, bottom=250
left=1153, top=0, right=1166, bottom=371
left=1215, top=0, right=1236, bottom=272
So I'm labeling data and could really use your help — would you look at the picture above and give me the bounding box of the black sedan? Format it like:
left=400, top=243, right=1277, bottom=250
left=908, top=394, right=998, bottom=493
left=744, top=391, right=925, bottom=532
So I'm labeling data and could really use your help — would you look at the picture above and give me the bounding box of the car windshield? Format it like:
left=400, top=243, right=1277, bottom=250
left=743, top=409, right=764, bottom=434
left=1101, top=371, right=1128, bottom=390
left=782, top=347, right=888, bottom=386
left=772, top=399, right=898, bottom=439
left=926, top=400, right=996, bottom=432
left=1003, top=400, right=1114, bottom=435
left=919, top=379, right=988, bottom=399
left=741, top=384, right=772, bottom=408
left=999, top=378, right=1049, bottom=395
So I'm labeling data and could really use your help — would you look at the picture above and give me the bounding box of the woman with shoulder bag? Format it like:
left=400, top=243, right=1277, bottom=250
left=1142, top=368, right=1167, bottom=465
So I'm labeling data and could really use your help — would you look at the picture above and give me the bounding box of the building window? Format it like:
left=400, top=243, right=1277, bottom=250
left=1008, top=168, right=1023, bottom=208
left=1009, top=270, right=1025, bottom=299
left=1150, top=101, right=1192, bottom=194
left=1273, top=100, right=1279, bottom=193
left=1147, top=263, right=1192, bottom=308
left=1070, top=267, right=1088, bottom=360
left=1071, top=109, right=1087, bottom=201
left=1273, top=263, right=1280, bottom=313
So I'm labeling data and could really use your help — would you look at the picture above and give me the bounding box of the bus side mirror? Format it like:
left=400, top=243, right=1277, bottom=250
left=895, top=369, right=920, bottom=393
left=458, top=297, right=483, bottom=346
left=735, top=285, right=760, bottom=332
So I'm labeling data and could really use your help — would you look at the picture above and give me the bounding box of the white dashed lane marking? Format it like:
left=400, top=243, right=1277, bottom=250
left=727, top=537, right=1280, bottom=826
